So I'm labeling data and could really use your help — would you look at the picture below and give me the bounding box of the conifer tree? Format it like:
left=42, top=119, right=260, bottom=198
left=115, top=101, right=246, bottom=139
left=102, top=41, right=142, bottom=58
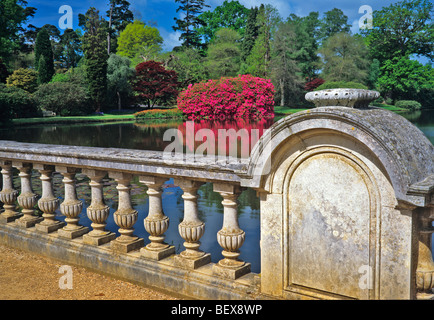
left=34, top=28, right=54, bottom=84
left=82, top=8, right=108, bottom=113
left=173, top=0, right=210, bottom=49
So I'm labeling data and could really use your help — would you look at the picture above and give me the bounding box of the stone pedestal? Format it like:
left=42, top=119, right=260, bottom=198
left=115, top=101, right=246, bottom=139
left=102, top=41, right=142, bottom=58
left=0, top=161, right=21, bottom=223
left=15, top=163, right=42, bottom=228
left=140, top=176, right=175, bottom=261
left=110, top=172, right=143, bottom=253
left=213, top=183, right=250, bottom=279
left=82, top=170, right=115, bottom=246
left=34, top=165, right=64, bottom=233
left=57, top=167, right=88, bottom=239
left=174, top=179, right=211, bottom=269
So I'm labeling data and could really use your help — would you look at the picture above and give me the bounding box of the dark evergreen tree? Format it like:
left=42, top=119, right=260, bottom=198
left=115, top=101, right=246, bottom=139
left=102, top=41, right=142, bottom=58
left=173, top=0, right=210, bottom=49
left=34, top=28, right=55, bottom=84
left=82, top=8, right=108, bottom=113
left=107, top=0, right=134, bottom=54
left=241, top=7, right=259, bottom=61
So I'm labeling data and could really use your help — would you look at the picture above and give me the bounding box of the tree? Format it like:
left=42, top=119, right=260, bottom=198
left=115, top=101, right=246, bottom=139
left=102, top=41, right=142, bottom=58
left=242, top=4, right=280, bottom=77
left=318, top=33, right=370, bottom=84
left=271, top=22, right=304, bottom=106
left=241, top=6, right=259, bottom=61
left=0, top=59, right=9, bottom=83
left=173, top=0, right=210, bottom=49
left=361, top=0, right=434, bottom=63
left=205, top=28, right=242, bottom=79
left=164, top=48, right=208, bottom=87
left=197, top=0, right=249, bottom=44
left=286, top=12, right=321, bottom=81
left=106, top=0, right=134, bottom=54
left=377, top=56, right=434, bottom=101
left=320, top=8, right=351, bottom=41
left=60, top=29, right=82, bottom=69
left=0, top=0, right=36, bottom=64
left=81, top=8, right=108, bottom=113
left=6, top=68, right=38, bottom=93
left=131, top=60, right=180, bottom=108
left=34, top=28, right=55, bottom=84
left=117, top=20, right=163, bottom=63
left=107, top=54, right=135, bottom=110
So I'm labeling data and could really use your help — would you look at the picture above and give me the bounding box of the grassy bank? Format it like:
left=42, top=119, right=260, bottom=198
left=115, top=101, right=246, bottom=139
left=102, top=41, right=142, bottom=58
left=12, top=113, right=136, bottom=125
left=11, top=104, right=410, bottom=126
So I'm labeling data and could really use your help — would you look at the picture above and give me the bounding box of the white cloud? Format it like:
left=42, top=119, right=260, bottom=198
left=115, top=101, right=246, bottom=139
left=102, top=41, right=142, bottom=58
left=159, top=27, right=182, bottom=52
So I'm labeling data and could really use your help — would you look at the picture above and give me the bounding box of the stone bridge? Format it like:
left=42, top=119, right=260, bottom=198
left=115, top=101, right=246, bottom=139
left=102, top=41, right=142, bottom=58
left=0, top=89, right=433, bottom=300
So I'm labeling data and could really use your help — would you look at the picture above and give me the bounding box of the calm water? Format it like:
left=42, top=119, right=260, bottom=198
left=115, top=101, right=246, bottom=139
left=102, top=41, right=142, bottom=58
left=1, top=109, right=433, bottom=272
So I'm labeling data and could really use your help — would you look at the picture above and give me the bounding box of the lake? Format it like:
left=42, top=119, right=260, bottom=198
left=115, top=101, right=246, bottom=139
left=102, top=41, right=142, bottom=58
left=1, top=108, right=433, bottom=273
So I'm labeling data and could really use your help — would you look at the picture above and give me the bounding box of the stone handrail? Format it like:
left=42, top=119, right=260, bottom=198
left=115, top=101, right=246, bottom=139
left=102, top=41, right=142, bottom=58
left=0, top=140, right=256, bottom=299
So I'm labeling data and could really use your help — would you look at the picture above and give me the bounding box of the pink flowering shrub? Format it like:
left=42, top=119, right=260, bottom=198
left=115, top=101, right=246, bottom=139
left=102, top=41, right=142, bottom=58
left=177, top=75, right=275, bottom=120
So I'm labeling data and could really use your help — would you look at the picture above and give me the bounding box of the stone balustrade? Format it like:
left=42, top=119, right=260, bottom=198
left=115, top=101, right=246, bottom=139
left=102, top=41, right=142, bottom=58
left=0, top=89, right=433, bottom=300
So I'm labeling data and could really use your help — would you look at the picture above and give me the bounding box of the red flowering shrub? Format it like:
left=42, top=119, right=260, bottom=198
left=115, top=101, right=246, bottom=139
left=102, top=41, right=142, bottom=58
left=132, top=60, right=181, bottom=108
left=304, top=78, right=325, bottom=91
left=177, top=75, right=275, bottom=120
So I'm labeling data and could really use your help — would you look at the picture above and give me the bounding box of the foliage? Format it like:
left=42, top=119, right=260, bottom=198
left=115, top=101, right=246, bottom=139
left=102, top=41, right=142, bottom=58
left=0, top=59, right=9, bottom=83
left=361, top=0, right=434, bottom=63
left=241, top=7, right=259, bottom=61
left=34, top=28, right=55, bottom=84
left=6, top=68, right=38, bottom=93
left=34, top=82, right=91, bottom=116
left=82, top=8, right=109, bottom=112
left=197, top=0, right=249, bottom=44
left=59, top=29, right=82, bottom=69
left=205, top=28, right=242, bottom=79
left=164, top=48, right=208, bottom=87
left=173, top=0, right=210, bottom=49
left=107, top=53, right=135, bottom=109
left=271, top=21, right=304, bottom=106
left=395, top=100, right=422, bottom=111
left=377, top=56, right=434, bottom=101
left=315, top=81, right=368, bottom=90
left=131, top=60, right=181, bottom=108
left=0, top=83, right=39, bottom=120
left=177, top=75, right=275, bottom=120
left=0, top=0, right=36, bottom=64
left=305, top=78, right=325, bottom=91
left=242, top=4, right=281, bottom=78
left=106, top=0, right=134, bottom=54
left=117, top=20, right=163, bottom=62
left=134, top=108, right=184, bottom=121
left=319, top=8, right=351, bottom=41
left=286, top=12, right=321, bottom=81
left=318, top=33, right=370, bottom=84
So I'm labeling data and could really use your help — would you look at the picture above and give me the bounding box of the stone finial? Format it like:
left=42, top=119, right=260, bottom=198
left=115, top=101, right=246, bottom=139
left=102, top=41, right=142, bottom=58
left=305, top=88, right=380, bottom=108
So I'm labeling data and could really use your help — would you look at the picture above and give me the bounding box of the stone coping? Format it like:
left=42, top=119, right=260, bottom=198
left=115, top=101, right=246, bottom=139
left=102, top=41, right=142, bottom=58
left=0, top=140, right=249, bottom=183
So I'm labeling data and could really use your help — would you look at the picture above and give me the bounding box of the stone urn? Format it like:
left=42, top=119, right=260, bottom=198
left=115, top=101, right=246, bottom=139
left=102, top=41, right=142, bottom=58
left=305, top=88, right=380, bottom=108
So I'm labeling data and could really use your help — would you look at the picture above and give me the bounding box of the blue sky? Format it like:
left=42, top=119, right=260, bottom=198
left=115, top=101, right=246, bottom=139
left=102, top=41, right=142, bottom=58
left=27, top=0, right=401, bottom=52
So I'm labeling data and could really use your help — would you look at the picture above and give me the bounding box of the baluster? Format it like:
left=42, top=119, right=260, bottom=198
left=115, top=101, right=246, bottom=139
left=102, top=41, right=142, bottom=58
left=173, top=179, right=211, bottom=269
left=56, top=167, right=88, bottom=239
left=15, top=162, right=42, bottom=228
left=139, top=176, right=175, bottom=260
left=213, top=183, right=251, bottom=279
left=416, top=209, right=434, bottom=300
left=0, top=161, right=20, bottom=223
left=109, top=172, right=144, bottom=253
left=82, top=169, right=115, bottom=246
left=34, top=164, right=64, bottom=233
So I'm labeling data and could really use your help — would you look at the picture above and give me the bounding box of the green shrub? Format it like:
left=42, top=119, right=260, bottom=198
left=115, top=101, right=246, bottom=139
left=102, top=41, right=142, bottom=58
left=6, top=68, right=39, bottom=93
left=134, top=108, right=184, bottom=122
left=35, top=82, right=91, bottom=116
left=0, top=84, right=39, bottom=121
left=395, top=100, right=422, bottom=111
left=315, top=81, right=368, bottom=91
